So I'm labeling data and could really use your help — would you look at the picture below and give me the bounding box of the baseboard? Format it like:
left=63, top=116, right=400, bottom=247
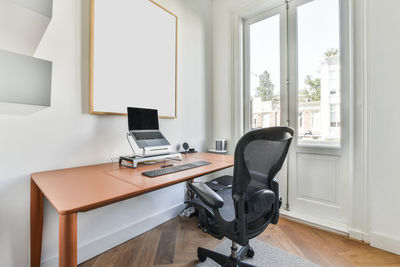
left=280, top=210, right=400, bottom=255
left=348, top=228, right=370, bottom=243
left=370, top=231, right=400, bottom=255
left=280, top=209, right=349, bottom=236
left=41, top=203, right=186, bottom=267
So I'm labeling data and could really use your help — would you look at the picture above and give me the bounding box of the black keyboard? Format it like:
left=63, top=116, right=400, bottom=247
left=142, top=161, right=211, bottom=178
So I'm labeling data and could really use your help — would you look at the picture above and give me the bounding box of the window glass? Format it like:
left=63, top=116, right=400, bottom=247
left=249, top=15, right=281, bottom=129
left=297, top=0, right=341, bottom=144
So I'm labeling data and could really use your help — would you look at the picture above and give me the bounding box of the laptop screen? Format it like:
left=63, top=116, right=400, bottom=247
left=127, top=107, right=159, bottom=131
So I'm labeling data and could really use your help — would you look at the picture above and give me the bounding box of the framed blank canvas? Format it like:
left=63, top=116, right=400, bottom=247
left=90, top=0, right=177, bottom=118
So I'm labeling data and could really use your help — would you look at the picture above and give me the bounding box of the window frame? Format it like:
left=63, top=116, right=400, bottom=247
left=243, top=5, right=288, bottom=133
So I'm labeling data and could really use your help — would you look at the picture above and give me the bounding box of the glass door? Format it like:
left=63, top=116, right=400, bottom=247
left=244, top=0, right=351, bottom=226
left=244, top=6, right=287, bottom=131
left=287, top=0, right=351, bottom=226
left=244, top=4, right=289, bottom=205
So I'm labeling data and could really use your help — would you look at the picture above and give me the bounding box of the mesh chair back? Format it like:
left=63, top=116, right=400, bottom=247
left=232, top=127, right=294, bottom=224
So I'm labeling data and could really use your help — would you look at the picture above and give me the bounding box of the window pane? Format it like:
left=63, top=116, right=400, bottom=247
left=297, top=0, right=340, bottom=145
left=249, top=15, right=281, bottom=129
left=298, top=112, right=303, bottom=129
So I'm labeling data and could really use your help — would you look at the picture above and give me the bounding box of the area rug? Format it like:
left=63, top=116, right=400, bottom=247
left=196, top=239, right=320, bottom=267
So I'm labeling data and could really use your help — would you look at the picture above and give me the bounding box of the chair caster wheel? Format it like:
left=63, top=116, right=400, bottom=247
left=198, top=251, right=207, bottom=262
left=198, top=255, right=207, bottom=262
left=246, top=247, right=255, bottom=258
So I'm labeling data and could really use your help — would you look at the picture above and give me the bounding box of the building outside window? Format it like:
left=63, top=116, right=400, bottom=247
left=262, top=113, right=270, bottom=127
left=298, top=112, right=303, bottom=129
left=311, top=111, right=320, bottom=130
left=330, top=104, right=340, bottom=127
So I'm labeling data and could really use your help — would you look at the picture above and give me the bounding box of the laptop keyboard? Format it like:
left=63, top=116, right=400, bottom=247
left=142, top=161, right=211, bottom=178
left=132, top=131, right=164, bottom=140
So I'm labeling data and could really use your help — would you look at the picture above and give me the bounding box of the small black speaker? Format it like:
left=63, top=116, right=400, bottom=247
left=182, top=142, right=189, bottom=152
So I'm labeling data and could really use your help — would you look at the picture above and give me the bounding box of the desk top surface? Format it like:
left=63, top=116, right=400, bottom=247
left=31, top=153, right=234, bottom=215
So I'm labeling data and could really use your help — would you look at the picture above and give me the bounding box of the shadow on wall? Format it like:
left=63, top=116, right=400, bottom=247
left=0, top=175, right=30, bottom=266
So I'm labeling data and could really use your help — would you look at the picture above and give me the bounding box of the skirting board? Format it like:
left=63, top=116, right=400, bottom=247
left=281, top=210, right=400, bottom=255
left=41, top=203, right=186, bottom=267
left=280, top=209, right=349, bottom=236
left=348, top=228, right=370, bottom=243
left=370, top=232, right=400, bottom=255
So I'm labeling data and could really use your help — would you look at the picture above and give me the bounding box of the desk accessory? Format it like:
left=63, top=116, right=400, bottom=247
left=127, top=107, right=173, bottom=157
left=181, top=142, right=197, bottom=154
left=141, top=161, right=211, bottom=178
left=215, top=139, right=227, bottom=151
left=119, top=153, right=181, bottom=168
left=183, top=142, right=189, bottom=152
left=208, top=138, right=227, bottom=154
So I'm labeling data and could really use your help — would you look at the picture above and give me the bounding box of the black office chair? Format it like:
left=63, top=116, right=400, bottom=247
left=186, top=127, right=294, bottom=266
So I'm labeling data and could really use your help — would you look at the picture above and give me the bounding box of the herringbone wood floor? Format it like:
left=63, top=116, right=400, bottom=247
left=79, top=217, right=400, bottom=267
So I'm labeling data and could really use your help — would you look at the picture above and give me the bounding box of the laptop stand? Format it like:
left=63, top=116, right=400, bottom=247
left=119, top=152, right=182, bottom=168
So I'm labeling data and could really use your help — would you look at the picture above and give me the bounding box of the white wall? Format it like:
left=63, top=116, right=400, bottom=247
left=0, top=0, right=213, bottom=266
left=365, top=0, right=400, bottom=255
left=212, top=0, right=235, bottom=153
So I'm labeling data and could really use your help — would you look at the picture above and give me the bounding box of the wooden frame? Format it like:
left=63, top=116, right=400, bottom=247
left=89, top=0, right=178, bottom=119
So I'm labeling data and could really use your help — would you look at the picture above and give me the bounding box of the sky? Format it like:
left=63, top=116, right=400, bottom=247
left=250, top=0, right=340, bottom=97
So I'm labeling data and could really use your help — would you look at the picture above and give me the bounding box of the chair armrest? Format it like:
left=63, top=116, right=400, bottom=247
left=271, top=178, right=280, bottom=224
left=189, top=182, right=224, bottom=209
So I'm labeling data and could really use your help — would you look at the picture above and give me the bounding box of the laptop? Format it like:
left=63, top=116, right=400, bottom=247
left=128, top=107, right=172, bottom=156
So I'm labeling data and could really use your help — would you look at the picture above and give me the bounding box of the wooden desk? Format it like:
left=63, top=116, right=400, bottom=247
left=30, top=153, right=234, bottom=267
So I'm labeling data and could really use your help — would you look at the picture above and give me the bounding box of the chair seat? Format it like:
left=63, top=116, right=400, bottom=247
left=205, top=175, right=233, bottom=191
left=189, top=186, right=277, bottom=228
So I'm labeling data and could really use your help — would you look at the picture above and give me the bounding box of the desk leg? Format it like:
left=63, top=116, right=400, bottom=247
left=59, top=213, right=77, bottom=267
left=31, top=179, right=44, bottom=267
left=190, top=179, right=195, bottom=199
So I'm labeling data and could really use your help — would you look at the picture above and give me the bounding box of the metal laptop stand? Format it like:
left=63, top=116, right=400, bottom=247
left=119, top=152, right=182, bottom=168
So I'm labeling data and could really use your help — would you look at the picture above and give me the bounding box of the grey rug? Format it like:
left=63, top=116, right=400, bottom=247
left=196, top=239, right=320, bottom=267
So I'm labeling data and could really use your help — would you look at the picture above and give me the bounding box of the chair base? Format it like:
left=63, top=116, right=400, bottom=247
left=198, top=245, right=256, bottom=267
